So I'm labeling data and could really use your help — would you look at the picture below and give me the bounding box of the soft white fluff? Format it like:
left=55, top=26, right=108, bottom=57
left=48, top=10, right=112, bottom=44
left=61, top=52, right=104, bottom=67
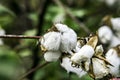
left=111, top=18, right=120, bottom=38
left=111, top=18, right=120, bottom=32
left=55, top=23, right=77, bottom=55
left=61, top=57, right=86, bottom=77
left=92, top=58, right=110, bottom=79
left=71, top=45, right=94, bottom=71
left=98, top=26, right=120, bottom=48
left=98, top=26, right=113, bottom=44
left=44, top=51, right=61, bottom=62
left=41, top=32, right=61, bottom=51
left=105, top=49, right=120, bottom=77
left=109, top=36, right=120, bottom=48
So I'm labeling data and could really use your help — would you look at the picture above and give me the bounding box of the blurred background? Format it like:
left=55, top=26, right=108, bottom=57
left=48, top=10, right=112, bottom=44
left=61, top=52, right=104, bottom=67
left=0, top=0, right=120, bottom=80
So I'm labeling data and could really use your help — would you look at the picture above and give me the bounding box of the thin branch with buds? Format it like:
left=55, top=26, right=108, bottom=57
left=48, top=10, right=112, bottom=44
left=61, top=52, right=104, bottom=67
left=0, top=35, right=41, bottom=39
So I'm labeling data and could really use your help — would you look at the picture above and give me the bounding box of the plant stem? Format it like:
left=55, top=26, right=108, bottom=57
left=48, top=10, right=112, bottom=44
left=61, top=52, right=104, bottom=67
left=0, top=35, right=41, bottom=39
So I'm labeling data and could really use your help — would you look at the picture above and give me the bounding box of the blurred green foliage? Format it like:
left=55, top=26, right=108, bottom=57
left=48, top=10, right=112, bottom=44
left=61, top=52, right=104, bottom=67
left=0, top=0, right=119, bottom=80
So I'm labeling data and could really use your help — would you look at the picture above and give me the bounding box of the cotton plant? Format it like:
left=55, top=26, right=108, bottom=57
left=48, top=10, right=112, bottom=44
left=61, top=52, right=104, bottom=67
left=98, top=26, right=120, bottom=48
left=40, top=23, right=77, bottom=62
left=105, top=45, right=120, bottom=77
left=71, top=35, right=98, bottom=71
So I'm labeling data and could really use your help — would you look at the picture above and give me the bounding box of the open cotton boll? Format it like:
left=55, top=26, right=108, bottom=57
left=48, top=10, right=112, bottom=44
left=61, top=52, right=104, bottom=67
left=44, top=51, right=61, bottom=62
left=111, top=18, right=120, bottom=32
left=55, top=23, right=77, bottom=55
left=71, top=45, right=94, bottom=64
left=98, top=26, right=113, bottom=44
left=105, top=48, right=120, bottom=77
left=92, top=58, right=110, bottom=79
left=61, top=57, right=86, bottom=77
left=40, top=32, right=61, bottom=51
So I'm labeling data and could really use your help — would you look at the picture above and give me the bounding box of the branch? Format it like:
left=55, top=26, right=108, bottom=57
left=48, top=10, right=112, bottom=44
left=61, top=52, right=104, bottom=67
left=53, top=0, right=91, bottom=34
left=19, top=62, right=50, bottom=80
left=0, top=35, right=41, bottom=39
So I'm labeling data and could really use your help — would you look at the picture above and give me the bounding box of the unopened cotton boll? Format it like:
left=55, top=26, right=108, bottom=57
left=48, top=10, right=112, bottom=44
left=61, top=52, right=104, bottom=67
left=40, top=32, right=61, bottom=51
left=92, top=58, right=110, bottom=79
left=44, top=51, right=61, bottom=62
left=98, top=26, right=113, bottom=44
left=61, top=57, right=86, bottom=77
left=55, top=23, right=77, bottom=55
left=105, top=48, right=120, bottom=77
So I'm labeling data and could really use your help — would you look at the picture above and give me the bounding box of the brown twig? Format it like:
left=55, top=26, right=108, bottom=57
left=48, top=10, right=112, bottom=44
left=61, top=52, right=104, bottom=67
left=18, top=62, right=50, bottom=80
left=53, top=0, right=91, bottom=34
left=0, top=35, right=41, bottom=39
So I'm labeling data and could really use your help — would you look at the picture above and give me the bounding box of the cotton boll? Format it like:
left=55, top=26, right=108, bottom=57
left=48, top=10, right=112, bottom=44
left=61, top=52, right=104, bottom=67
left=40, top=32, right=61, bottom=51
left=55, top=23, right=77, bottom=55
left=61, top=57, right=86, bottom=77
left=111, top=18, right=120, bottom=38
left=111, top=18, right=120, bottom=32
left=44, top=51, right=61, bottom=62
left=92, top=58, right=110, bottom=79
left=71, top=35, right=98, bottom=71
left=105, top=48, right=120, bottom=77
left=109, top=36, right=120, bottom=48
left=98, top=26, right=113, bottom=44
left=71, top=45, right=94, bottom=64
left=60, top=29, right=77, bottom=54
